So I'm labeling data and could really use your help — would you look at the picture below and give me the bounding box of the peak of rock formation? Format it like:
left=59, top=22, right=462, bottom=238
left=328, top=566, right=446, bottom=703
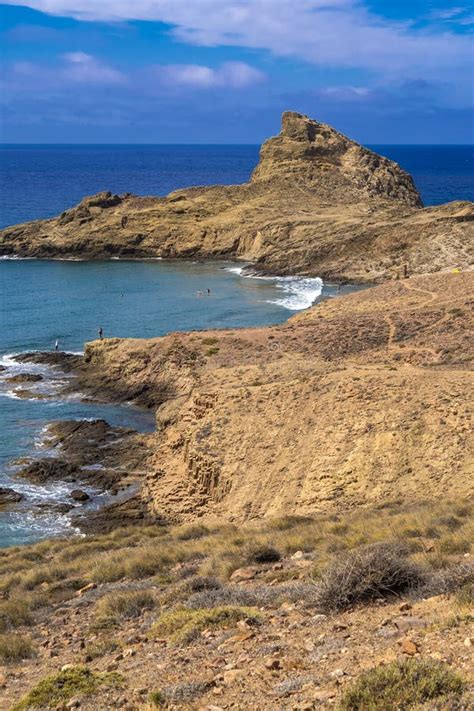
left=252, top=111, right=422, bottom=207
left=1, top=110, right=472, bottom=280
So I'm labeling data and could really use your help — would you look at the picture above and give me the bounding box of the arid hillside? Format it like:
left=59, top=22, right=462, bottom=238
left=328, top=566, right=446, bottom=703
left=69, top=270, right=473, bottom=524
left=1, top=111, right=473, bottom=282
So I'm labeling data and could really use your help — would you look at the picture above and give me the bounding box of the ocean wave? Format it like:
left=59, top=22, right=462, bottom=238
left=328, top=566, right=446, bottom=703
left=224, top=266, right=323, bottom=310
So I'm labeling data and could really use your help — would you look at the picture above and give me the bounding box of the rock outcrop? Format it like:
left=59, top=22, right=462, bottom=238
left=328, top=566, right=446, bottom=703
left=1, top=111, right=472, bottom=282
left=70, top=270, right=473, bottom=523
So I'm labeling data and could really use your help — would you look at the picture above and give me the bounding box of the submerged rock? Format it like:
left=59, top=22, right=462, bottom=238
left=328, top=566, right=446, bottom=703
left=6, top=373, right=43, bottom=383
left=0, top=487, right=24, bottom=504
left=18, top=459, right=79, bottom=483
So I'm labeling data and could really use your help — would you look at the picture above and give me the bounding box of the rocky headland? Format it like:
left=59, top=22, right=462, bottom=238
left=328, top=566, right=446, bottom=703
left=1, top=111, right=473, bottom=282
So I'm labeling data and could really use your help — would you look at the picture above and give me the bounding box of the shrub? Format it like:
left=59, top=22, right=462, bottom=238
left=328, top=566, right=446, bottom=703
left=175, top=524, right=210, bottom=541
left=0, top=633, right=35, bottom=663
left=94, top=590, right=156, bottom=622
left=338, top=658, right=464, bottom=710
left=418, top=562, right=474, bottom=599
left=317, top=542, right=423, bottom=611
left=245, top=543, right=281, bottom=564
left=0, top=599, right=33, bottom=631
left=84, top=638, right=121, bottom=660
left=186, top=575, right=221, bottom=593
left=11, top=666, right=124, bottom=710
left=152, top=605, right=261, bottom=645
left=149, top=680, right=212, bottom=706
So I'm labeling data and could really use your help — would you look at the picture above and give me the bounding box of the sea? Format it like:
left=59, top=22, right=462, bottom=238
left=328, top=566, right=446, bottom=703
left=0, top=144, right=472, bottom=546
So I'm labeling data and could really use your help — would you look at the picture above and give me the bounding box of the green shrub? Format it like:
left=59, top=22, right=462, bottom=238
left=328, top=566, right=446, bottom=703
left=338, top=658, right=464, bottom=710
left=11, top=666, right=124, bottom=710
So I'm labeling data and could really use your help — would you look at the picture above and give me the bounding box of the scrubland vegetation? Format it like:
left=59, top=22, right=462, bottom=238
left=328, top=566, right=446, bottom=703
left=1, top=498, right=472, bottom=709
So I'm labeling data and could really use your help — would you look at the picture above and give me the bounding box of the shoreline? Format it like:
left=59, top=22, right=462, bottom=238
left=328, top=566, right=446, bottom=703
left=0, top=268, right=356, bottom=545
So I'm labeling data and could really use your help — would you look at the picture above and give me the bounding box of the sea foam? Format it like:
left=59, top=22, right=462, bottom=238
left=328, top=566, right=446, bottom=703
left=224, top=266, right=323, bottom=310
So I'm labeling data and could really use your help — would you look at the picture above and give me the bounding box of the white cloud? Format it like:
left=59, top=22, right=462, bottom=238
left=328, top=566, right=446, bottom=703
left=2, top=0, right=472, bottom=82
left=60, top=51, right=126, bottom=84
left=10, top=52, right=126, bottom=87
left=157, top=61, right=265, bottom=88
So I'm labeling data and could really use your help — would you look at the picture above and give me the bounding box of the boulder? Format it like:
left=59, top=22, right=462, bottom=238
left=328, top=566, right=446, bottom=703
left=18, top=458, right=79, bottom=483
left=70, top=489, right=90, bottom=503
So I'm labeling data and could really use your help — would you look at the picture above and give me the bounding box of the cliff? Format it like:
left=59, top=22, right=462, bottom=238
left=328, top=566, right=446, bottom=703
left=75, top=270, right=473, bottom=523
left=1, top=111, right=473, bottom=282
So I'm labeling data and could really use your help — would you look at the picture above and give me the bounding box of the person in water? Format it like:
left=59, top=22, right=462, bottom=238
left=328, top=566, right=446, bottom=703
left=54, top=340, right=59, bottom=351
left=98, top=327, right=103, bottom=339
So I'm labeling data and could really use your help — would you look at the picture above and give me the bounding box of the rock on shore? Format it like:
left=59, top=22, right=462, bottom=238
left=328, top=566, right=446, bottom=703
left=1, top=111, right=472, bottom=281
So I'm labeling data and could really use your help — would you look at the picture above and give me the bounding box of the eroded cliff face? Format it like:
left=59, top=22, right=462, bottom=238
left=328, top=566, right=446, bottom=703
left=78, top=271, right=473, bottom=523
left=1, top=111, right=472, bottom=281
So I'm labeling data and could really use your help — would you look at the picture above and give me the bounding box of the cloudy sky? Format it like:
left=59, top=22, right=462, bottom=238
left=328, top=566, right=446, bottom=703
left=1, top=1, right=473, bottom=143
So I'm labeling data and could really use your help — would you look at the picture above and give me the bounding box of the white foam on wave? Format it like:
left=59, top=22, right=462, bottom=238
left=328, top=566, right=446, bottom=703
left=224, top=266, right=323, bottom=311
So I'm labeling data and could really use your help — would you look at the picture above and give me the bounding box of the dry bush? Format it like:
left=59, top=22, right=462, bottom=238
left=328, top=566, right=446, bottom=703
left=184, top=581, right=319, bottom=610
left=152, top=605, right=261, bottom=645
left=94, top=590, right=156, bottom=622
left=0, top=599, right=33, bottom=631
left=338, top=658, right=465, bottom=710
left=245, top=543, right=281, bottom=564
left=148, top=680, right=212, bottom=706
left=174, top=524, right=210, bottom=541
left=417, top=562, right=474, bottom=599
left=0, top=633, right=35, bottom=663
left=317, top=542, right=424, bottom=611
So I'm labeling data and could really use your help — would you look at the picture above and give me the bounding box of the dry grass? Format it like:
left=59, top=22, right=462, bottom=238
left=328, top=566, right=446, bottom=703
left=0, top=633, right=35, bottom=663
left=0, top=500, right=471, bottom=620
left=94, top=590, right=157, bottom=623
left=151, top=605, right=261, bottom=645
left=0, top=599, right=33, bottom=631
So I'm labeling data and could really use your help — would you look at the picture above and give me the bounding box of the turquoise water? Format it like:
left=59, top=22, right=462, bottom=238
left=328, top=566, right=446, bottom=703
left=0, top=258, right=337, bottom=546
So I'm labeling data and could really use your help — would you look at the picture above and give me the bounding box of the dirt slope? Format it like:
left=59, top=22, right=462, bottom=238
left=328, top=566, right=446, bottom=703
left=71, top=270, right=473, bottom=524
left=1, top=111, right=473, bottom=282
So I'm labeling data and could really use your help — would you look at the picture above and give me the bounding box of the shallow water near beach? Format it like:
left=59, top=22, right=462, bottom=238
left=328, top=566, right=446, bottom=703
left=0, top=258, right=349, bottom=546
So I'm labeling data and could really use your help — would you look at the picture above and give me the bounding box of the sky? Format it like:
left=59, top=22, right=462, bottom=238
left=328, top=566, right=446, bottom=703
left=0, top=1, right=473, bottom=144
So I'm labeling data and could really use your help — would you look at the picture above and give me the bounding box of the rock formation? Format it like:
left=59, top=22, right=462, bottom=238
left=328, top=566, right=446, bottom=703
left=63, top=270, right=473, bottom=523
left=1, top=111, right=472, bottom=282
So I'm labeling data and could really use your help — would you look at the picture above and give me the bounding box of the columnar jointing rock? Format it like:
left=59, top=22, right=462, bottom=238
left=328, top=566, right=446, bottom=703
left=1, top=111, right=472, bottom=282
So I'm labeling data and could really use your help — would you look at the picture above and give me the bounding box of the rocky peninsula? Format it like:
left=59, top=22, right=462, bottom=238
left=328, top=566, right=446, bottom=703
left=1, top=111, right=473, bottom=282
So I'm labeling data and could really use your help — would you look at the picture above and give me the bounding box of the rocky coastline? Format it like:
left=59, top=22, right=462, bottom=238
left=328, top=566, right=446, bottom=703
left=0, top=352, right=155, bottom=534
left=1, top=111, right=473, bottom=282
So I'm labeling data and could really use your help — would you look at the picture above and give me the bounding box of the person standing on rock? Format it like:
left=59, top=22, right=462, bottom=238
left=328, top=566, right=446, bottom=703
left=98, top=327, right=103, bottom=340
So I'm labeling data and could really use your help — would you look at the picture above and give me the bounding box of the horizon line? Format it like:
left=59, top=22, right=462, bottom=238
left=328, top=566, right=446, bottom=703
left=1, top=142, right=473, bottom=147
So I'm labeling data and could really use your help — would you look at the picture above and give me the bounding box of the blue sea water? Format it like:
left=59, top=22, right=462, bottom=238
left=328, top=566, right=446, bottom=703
left=0, top=144, right=472, bottom=546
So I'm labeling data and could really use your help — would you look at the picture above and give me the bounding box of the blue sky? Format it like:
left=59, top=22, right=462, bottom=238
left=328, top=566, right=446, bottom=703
left=1, top=1, right=473, bottom=143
